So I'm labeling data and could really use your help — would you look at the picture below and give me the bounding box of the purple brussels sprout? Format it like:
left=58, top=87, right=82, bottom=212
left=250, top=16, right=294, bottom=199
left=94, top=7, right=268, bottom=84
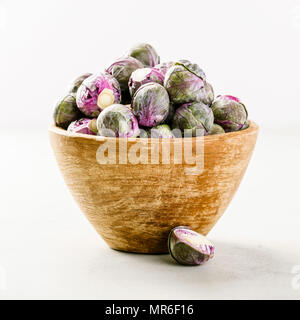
left=128, top=67, right=164, bottom=97
left=168, top=226, right=215, bottom=266
left=96, top=104, right=140, bottom=138
left=53, top=93, right=81, bottom=129
left=68, top=73, right=92, bottom=94
left=131, top=83, right=170, bottom=127
left=154, top=61, right=174, bottom=76
left=67, top=118, right=98, bottom=135
left=211, top=95, right=248, bottom=132
left=76, top=73, right=121, bottom=118
left=172, top=102, right=214, bottom=136
left=144, top=124, right=175, bottom=138
left=106, top=57, right=144, bottom=104
left=128, top=43, right=160, bottom=67
left=208, top=123, right=225, bottom=135
left=164, top=60, right=207, bottom=105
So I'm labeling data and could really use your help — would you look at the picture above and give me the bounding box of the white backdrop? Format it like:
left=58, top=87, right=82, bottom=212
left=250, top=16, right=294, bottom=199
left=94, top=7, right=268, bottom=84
left=0, top=0, right=300, bottom=129
left=1, top=0, right=300, bottom=300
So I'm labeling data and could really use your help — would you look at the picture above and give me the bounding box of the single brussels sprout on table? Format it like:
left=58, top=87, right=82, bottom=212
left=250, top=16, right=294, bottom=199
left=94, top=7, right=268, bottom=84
left=131, top=83, right=170, bottom=127
left=68, top=73, right=92, bottom=94
left=128, top=67, right=164, bottom=97
left=141, top=124, right=175, bottom=138
left=106, top=57, right=144, bottom=104
left=172, top=102, right=214, bottom=136
left=208, top=123, right=225, bottom=135
left=67, top=118, right=98, bottom=135
left=53, top=93, right=81, bottom=129
left=211, top=95, right=248, bottom=132
left=76, top=73, right=121, bottom=118
left=164, top=60, right=207, bottom=105
left=168, top=226, right=215, bottom=266
left=128, top=43, right=160, bottom=67
left=97, top=104, right=140, bottom=138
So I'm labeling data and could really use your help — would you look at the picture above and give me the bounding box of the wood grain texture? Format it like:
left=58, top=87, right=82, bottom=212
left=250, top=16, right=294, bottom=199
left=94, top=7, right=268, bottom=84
left=49, top=121, right=259, bottom=253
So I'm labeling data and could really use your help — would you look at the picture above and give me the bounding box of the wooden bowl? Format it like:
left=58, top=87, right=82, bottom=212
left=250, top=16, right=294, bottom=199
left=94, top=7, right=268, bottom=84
left=49, top=121, right=259, bottom=253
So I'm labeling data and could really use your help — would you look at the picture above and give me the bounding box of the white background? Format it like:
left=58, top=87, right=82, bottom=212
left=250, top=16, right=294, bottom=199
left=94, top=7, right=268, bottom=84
left=0, top=0, right=300, bottom=129
left=0, top=0, right=300, bottom=300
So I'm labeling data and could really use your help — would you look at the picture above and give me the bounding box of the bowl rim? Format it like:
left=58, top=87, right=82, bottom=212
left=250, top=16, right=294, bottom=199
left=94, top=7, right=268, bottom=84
left=49, top=120, right=259, bottom=143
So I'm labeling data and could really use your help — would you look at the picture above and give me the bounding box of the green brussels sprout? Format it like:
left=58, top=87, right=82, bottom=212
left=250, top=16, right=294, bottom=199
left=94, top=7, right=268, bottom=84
left=131, top=83, right=170, bottom=127
left=128, top=67, right=164, bottom=97
left=168, top=226, right=215, bottom=266
left=128, top=43, right=160, bottom=67
left=138, top=129, right=149, bottom=138
left=154, top=61, right=174, bottom=76
left=68, top=73, right=92, bottom=94
left=67, top=118, right=98, bottom=135
left=211, top=95, right=248, bottom=132
left=164, top=60, right=207, bottom=105
left=53, top=93, right=81, bottom=129
left=198, top=82, right=214, bottom=106
left=176, top=59, right=206, bottom=81
left=97, top=104, right=140, bottom=138
left=106, top=57, right=144, bottom=104
left=172, top=102, right=214, bottom=136
left=208, top=123, right=225, bottom=135
left=241, top=120, right=249, bottom=130
left=145, top=124, right=175, bottom=138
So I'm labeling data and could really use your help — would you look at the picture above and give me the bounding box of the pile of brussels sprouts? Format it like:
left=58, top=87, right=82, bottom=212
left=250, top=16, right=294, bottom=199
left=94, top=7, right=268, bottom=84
left=54, top=43, right=248, bottom=138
